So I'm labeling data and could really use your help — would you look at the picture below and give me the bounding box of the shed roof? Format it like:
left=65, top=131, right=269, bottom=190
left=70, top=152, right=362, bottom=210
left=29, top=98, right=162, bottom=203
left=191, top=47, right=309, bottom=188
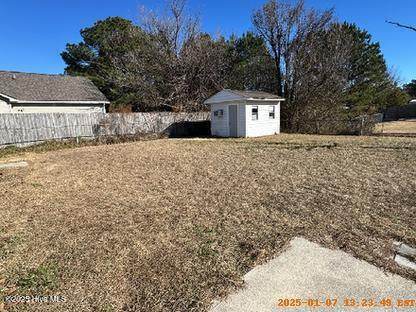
left=0, top=71, right=109, bottom=103
left=204, top=89, right=284, bottom=104
left=226, top=89, right=283, bottom=100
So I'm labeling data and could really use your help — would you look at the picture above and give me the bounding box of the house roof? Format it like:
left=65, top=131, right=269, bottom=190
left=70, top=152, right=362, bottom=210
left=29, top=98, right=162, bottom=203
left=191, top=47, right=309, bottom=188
left=0, top=71, right=109, bottom=103
left=204, top=89, right=284, bottom=104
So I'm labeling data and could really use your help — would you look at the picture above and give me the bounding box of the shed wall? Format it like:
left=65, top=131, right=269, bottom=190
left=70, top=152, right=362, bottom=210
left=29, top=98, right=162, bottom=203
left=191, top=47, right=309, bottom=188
left=210, top=102, right=247, bottom=137
left=237, top=103, right=246, bottom=137
left=210, top=103, right=228, bottom=137
left=245, top=102, right=280, bottom=137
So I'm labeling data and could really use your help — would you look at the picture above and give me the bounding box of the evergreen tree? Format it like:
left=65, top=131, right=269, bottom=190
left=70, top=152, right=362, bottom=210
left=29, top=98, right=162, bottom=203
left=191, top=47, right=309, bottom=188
left=341, top=23, right=408, bottom=114
left=225, top=32, right=276, bottom=92
left=61, top=17, right=152, bottom=109
left=403, top=80, right=416, bottom=98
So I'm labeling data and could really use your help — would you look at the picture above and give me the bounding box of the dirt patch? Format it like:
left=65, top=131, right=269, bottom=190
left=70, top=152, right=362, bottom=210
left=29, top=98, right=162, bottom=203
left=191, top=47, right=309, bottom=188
left=0, top=134, right=415, bottom=311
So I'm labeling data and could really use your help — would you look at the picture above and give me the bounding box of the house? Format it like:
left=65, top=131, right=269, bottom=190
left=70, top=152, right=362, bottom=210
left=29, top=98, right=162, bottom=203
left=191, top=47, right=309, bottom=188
left=204, top=89, right=284, bottom=137
left=0, top=71, right=109, bottom=113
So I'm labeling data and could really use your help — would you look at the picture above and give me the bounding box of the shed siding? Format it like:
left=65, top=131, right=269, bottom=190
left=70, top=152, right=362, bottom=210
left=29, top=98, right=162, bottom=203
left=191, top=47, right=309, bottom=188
left=210, top=102, right=247, bottom=137
left=0, top=99, right=11, bottom=113
left=210, top=98, right=281, bottom=137
left=245, top=103, right=280, bottom=137
left=237, top=103, right=246, bottom=137
left=210, top=103, right=229, bottom=137
left=10, top=104, right=105, bottom=114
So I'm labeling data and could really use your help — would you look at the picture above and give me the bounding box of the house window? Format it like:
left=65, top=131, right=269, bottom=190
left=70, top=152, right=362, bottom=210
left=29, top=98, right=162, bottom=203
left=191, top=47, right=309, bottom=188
left=269, top=106, right=275, bottom=119
left=251, top=106, right=258, bottom=120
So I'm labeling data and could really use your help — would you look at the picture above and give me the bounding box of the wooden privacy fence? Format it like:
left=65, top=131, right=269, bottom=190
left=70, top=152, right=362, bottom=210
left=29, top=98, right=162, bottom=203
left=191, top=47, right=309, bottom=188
left=384, top=103, right=416, bottom=121
left=0, top=112, right=210, bottom=146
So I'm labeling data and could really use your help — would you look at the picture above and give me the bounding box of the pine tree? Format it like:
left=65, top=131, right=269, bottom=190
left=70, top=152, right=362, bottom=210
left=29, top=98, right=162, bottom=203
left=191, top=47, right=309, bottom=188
left=341, top=23, right=408, bottom=114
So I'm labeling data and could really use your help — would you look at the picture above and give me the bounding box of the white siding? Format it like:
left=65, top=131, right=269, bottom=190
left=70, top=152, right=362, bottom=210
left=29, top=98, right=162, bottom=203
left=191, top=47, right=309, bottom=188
left=237, top=103, right=246, bottom=137
left=210, top=99, right=281, bottom=138
left=210, top=102, right=247, bottom=137
left=10, top=104, right=105, bottom=113
left=0, top=99, right=11, bottom=113
left=245, top=102, right=280, bottom=137
left=210, top=103, right=229, bottom=137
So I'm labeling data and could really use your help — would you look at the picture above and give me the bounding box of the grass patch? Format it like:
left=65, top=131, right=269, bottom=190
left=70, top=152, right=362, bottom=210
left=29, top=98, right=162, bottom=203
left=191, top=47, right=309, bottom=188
left=0, top=235, right=22, bottom=260
left=0, top=140, right=81, bottom=159
left=102, top=303, right=115, bottom=312
left=15, top=263, right=59, bottom=292
left=0, top=134, right=415, bottom=311
left=375, top=119, right=416, bottom=134
left=0, top=133, right=164, bottom=159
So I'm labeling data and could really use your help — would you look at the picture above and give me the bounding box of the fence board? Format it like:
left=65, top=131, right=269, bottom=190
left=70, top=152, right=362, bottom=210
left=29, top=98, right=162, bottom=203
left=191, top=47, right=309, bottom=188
left=0, top=112, right=209, bottom=146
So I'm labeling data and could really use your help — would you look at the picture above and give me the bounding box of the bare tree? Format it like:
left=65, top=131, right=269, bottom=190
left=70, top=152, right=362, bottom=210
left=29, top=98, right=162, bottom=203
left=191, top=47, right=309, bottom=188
left=139, top=0, right=200, bottom=57
left=252, top=0, right=344, bottom=130
left=386, top=20, right=416, bottom=32
left=176, top=34, right=230, bottom=110
left=139, top=0, right=228, bottom=111
left=252, top=0, right=305, bottom=96
left=291, top=23, right=353, bottom=133
left=104, top=0, right=229, bottom=111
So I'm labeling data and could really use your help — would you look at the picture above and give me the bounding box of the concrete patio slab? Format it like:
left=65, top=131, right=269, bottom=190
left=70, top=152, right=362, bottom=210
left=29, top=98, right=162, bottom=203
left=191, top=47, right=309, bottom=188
left=210, top=237, right=416, bottom=312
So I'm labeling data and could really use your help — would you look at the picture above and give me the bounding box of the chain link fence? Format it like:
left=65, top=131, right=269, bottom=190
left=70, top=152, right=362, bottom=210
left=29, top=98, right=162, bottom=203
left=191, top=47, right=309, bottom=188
left=280, top=114, right=382, bottom=136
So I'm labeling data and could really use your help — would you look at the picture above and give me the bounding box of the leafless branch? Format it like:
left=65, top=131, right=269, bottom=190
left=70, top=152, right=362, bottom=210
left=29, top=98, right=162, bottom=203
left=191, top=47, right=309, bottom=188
left=386, top=20, right=416, bottom=32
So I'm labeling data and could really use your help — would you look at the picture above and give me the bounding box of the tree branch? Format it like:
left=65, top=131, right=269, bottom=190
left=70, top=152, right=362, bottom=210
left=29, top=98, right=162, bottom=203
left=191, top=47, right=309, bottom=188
left=386, top=20, right=416, bottom=32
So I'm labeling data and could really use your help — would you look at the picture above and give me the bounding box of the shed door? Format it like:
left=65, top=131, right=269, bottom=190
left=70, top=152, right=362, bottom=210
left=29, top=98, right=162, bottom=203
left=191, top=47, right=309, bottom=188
left=228, top=105, right=238, bottom=137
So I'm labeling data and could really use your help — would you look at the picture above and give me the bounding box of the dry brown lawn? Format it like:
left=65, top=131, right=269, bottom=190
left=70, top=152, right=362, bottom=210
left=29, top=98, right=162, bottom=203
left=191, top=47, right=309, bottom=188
left=375, top=119, right=416, bottom=134
left=1, top=134, right=415, bottom=311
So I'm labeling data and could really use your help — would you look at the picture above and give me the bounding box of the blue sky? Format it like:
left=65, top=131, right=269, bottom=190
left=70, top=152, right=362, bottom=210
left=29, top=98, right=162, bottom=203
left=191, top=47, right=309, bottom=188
left=0, top=0, right=415, bottom=84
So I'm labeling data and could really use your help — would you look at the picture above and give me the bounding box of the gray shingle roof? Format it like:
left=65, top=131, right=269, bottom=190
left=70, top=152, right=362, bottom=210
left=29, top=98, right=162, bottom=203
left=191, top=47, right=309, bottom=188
left=225, top=89, right=283, bottom=100
left=0, top=71, right=109, bottom=102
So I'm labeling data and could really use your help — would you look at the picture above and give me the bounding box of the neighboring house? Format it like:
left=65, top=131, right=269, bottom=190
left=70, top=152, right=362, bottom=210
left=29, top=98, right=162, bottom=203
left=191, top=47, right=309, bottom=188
left=0, top=71, right=109, bottom=113
left=204, top=89, right=284, bottom=137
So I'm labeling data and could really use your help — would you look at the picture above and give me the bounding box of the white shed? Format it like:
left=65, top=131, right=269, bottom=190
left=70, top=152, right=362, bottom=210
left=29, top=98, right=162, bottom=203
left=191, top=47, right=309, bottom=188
left=204, top=89, right=284, bottom=137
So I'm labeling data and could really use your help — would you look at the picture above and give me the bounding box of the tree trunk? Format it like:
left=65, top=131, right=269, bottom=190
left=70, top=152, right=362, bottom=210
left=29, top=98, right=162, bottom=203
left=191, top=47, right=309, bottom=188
left=272, top=48, right=283, bottom=96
